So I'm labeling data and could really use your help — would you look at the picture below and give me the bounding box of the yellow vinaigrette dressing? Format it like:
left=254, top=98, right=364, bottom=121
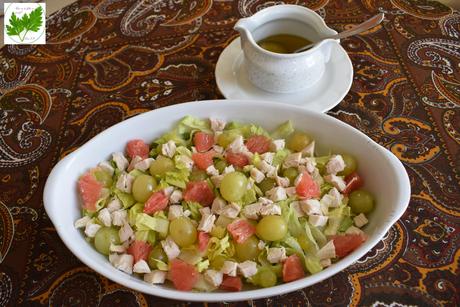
left=257, top=34, right=312, bottom=54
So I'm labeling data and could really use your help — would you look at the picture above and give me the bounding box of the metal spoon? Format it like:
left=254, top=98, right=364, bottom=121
left=294, top=13, right=385, bottom=53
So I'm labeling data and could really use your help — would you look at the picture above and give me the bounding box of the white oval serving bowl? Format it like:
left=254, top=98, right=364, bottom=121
left=44, top=100, right=410, bottom=302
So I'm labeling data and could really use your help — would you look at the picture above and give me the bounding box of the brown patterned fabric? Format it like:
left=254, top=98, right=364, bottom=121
left=0, top=0, right=459, bottom=306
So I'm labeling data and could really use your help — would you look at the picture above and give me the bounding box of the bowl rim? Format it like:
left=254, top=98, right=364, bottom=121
left=43, top=99, right=411, bottom=302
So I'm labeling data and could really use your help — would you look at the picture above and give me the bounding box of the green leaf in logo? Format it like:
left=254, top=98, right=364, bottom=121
left=6, top=6, right=44, bottom=42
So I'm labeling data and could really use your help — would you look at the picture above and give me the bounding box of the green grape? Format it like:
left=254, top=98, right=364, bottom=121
left=93, top=169, right=112, bottom=187
left=256, top=215, right=288, bottom=241
left=189, top=169, right=208, bottom=181
left=210, top=254, right=227, bottom=270
left=132, top=174, right=156, bottom=203
left=235, top=235, right=260, bottom=261
left=220, top=172, right=248, bottom=202
left=169, top=217, right=197, bottom=247
left=215, top=160, right=228, bottom=173
left=257, top=267, right=277, bottom=288
left=339, top=153, right=358, bottom=176
left=282, top=167, right=299, bottom=185
left=148, top=245, right=167, bottom=268
left=149, top=156, right=175, bottom=177
left=94, top=227, right=120, bottom=255
left=349, top=189, right=375, bottom=214
left=215, top=215, right=234, bottom=227
left=210, top=225, right=226, bottom=239
left=217, top=131, right=239, bottom=148
left=258, top=178, right=276, bottom=194
left=286, top=131, right=312, bottom=152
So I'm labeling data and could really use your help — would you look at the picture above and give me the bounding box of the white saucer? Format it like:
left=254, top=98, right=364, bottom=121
left=215, top=38, right=353, bottom=113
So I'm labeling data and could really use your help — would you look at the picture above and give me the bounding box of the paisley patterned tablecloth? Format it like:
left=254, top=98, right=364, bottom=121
left=0, top=0, right=459, bottom=306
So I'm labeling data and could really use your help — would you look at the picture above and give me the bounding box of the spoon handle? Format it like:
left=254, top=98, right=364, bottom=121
left=295, top=13, right=385, bottom=53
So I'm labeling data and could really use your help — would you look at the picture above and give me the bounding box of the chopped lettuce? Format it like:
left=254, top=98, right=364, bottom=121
left=240, top=188, right=257, bottom=206
left=320, top=182, right=334, bottom=196
left=165, top=168, right=190, bottom=189
left=324, top=206, right=347, bottom=236
left=135, top=230, right=156, bottom=245
left=196, top=259, right=209, bottom=273
left=304, top=255, right=323, bottom=274
left=128, top=203, right=144, bottom=225
left=128, top=169, right=144, bottom=178
left=177, top=115, right=211, bottom=134
left=135, top=213, right=169, bottom=237
left=308, top=223, right=327, bottom=248
left=271, top=120, right=294, bottom=139
left=178, top=246, right=202, bottom=265
left=113, top=189, right=135, bottom=208
left=338, top=216, right=354, bottom=233
left=272, top=149, right=291, bottom=167
left=152, top=259, right=168, bottom=271
left=183, top=201, right=202, bottom=221
left=207, top=235, right=231, bottom=261
left=224, top=121, right=269, bottom=138
left=281, top=201, right=303, bottom=237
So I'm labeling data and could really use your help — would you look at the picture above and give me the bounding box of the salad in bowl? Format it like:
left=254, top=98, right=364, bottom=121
left=44, top=100, right=410, bottom=301
left=75, top=116, right=375, bottom=292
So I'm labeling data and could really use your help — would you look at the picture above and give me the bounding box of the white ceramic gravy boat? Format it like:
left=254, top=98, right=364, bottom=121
left=234, top=5, right=339, bottom=93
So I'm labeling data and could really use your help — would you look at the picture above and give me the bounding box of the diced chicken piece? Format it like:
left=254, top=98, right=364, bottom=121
left=243, top=203, right=262, bottom=220
left=326, top=155, right=345, bottom=175
left=228, top=135, right=245, bottom=153
left=221, top=261, right=238, bottom=277
left=210, top=118, right=226, bottom=132
left=266, top=186, right=287, bottom=202
left=257, top=240, right=266, bottom=250
left=163, top=186, right=174, bottom=197
left=199, top=207, right=211, bottom=216
left=144, top=270, right=167, bottom=284
left=211, top=197, right=226, bottom=215
left=300, top=157, right=316, bottom=174
left=309, top=214, right=328, bottom=227
left=128, top=156, right=143, bottom=171
left=206, top=165, right=219, bottom=176
left=238, top=260, right=258, bottom=278
left=107, top=197, right=122, bottom=213
left=354, top=213, right=369, bottom=228
left=320, top=258, right=332, bottom=268
left=275, top=176, right=290, bottom=188
left=169, top=190, right=183, bottom=204
left=74, top=216, right=91, bottom=228
left=212, top=145, right=224, bottom=155
left=134, top=158, right=154, bottom=172
left=285, top=187, right=297, bottom=197
left=294, top=173, right=304, bottom=186
left=84, top=222, right=101, bottom=237
left=183, top=209, right=192, bottom=217
left=161, top=140, right=176, bottom=158
left=204, top=269, right=224, bottom=287
left=111, top=254, right=134, bottom=274
left=198, top=213, right=216, bottom=233
left=116, top=172, right=135, bottom=193
left=161, top=237, right=181, bottom=260
left=301, top=141, right=315, bottom=157
left=345, top=226, right=365, bottom=235
left=291, top=201, right=305, bottom=218
left=110, top=243, right=127, bottom=253
left=210, top=174, right=224, bottom=187
left=283, top=152, right=302, bottom=168
left=221, top=203, right=241, bottom=219
left=300, top=199, right=322, bottom=215
left=223, top=165, right=235, bottom=174
left=112, top=209, right=128, bottom=226
left=133, top=259, right=151, bottom=274
left=312, top=168, right=325, bottom=186
left=261, top=152, right=275, bottom=165
left=176, top=155, right=194, bottom=170
left=272, top=139, right=285, bottom=151
left=250, top=167, right=265, bottom=183
left=98, top=208, right=112, bottom=227
left=267, top=247, right=287, bottom=264
left=99, top=161, right=115, bottom=176
left=258, top=160, right=276, bottom=175
left=258, top=197, right=273, bottom=205
left=168, top=205, right=184, bottom=220
left=112, top=152, right=129, bottom=171
left=324, top=174, right=346, bottom=191
left=260, top=203, right=282, bottom=216
left=316, top=240, right=336, bottom=260
left=119, top=222, right=134, bottom=242
left=320, top=188, right=343, bottom=208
